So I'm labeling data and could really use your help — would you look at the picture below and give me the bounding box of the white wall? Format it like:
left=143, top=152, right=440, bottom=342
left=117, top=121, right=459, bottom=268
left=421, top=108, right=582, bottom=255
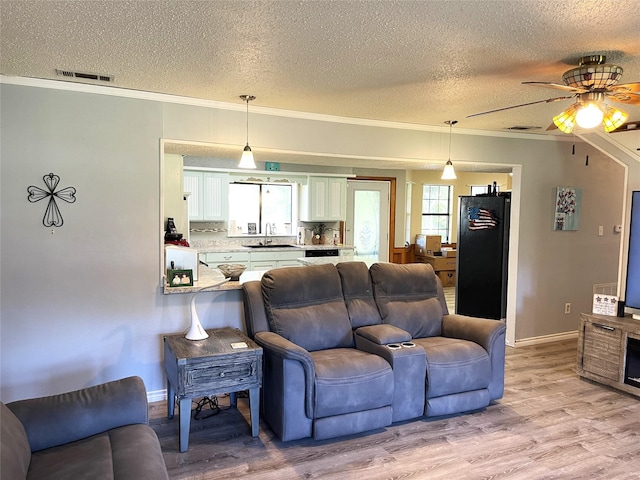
left=0, top=80, right=633, bottom=402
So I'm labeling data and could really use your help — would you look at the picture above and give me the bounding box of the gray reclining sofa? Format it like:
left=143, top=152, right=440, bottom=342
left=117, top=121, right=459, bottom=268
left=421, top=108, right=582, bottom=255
left=1, top=375, right=169, bottom=480
left=242, top=261, right=506, bottom=441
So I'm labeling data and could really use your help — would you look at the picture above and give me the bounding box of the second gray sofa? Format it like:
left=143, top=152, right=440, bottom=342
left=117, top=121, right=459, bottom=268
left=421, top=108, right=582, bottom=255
left=1, top=376, right=169, bottom=480
left=242, top=261, right=506, bottom=441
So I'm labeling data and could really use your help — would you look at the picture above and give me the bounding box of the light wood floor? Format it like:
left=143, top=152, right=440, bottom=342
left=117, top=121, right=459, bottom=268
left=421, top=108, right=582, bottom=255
left=150, top=339, right=640, bottom=479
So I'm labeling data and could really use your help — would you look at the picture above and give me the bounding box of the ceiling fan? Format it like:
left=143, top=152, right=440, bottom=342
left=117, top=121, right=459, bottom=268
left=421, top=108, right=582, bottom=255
left=467, top=55, right=640, bottom=134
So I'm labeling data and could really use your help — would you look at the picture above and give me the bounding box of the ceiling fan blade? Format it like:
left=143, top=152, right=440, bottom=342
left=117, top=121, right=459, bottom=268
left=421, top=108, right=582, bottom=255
left=466, top=96, right=574, bottom=118
left=606, top=91, right=640, bottom=105
left=522, top=82, right=587, bottom=93
left=610, top=120, right=640, bottom=133
left=546, top=122, right=559, bottom=131
left=610, top=82, right=640, bottom=94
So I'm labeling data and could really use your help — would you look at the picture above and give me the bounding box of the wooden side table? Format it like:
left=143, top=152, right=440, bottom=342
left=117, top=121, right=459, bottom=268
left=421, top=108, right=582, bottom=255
left=163, top=327, right=263, bottom=452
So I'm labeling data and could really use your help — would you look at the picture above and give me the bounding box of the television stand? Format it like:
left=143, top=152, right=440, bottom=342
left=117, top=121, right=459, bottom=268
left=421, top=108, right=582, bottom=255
left=577, top=312, right=640, bottom=398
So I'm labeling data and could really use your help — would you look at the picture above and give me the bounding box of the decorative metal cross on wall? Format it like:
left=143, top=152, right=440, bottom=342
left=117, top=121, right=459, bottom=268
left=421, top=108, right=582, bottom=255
left=27, top=173, right=77, bottom=227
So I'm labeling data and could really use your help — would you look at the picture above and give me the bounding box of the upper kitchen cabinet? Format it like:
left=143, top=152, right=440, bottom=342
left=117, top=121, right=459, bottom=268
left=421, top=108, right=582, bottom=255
left=300, top=176, right=347, bottom=222
left=183, top=170, right=229, bottom=222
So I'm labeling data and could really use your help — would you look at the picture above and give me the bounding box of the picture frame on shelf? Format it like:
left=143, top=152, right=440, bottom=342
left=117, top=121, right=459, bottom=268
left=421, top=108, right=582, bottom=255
left=168, top=269, right=193, bottom=287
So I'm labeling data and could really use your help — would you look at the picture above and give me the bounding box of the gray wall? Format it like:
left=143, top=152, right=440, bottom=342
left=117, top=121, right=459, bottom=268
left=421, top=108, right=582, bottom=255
left=0, top=81, right=632, bottom=402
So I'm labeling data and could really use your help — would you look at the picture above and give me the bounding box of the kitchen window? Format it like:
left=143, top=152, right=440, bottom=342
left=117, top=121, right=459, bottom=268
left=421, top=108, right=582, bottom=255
left=228, top=183, right=294, bottom=235
left=421, top=184, right=452, bottom=243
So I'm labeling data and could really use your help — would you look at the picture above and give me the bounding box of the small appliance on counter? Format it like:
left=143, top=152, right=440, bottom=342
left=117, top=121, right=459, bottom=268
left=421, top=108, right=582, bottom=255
left=165, top=245, right=199, bottom=281
left=165, top=217, right=190, bottom=247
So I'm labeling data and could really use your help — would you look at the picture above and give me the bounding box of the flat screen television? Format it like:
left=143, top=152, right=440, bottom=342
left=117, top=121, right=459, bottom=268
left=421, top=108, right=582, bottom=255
left=625, top=191, right=640, bottom=319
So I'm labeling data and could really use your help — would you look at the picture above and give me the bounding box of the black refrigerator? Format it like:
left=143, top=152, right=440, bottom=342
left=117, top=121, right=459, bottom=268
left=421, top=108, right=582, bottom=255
left=456, top=193, right=510, bottom=320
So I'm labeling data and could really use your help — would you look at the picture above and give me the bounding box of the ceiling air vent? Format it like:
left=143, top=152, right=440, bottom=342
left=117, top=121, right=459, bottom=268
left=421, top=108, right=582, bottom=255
left=55, top=69, right=114, bottom=83
left=505, top=126, right=542, bottom=131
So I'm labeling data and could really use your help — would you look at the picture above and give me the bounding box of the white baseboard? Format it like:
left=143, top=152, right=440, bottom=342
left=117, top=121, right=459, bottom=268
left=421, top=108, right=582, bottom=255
left=147, top=389, right=167, bottom=403
left=513, top=330, right=578, bottom=348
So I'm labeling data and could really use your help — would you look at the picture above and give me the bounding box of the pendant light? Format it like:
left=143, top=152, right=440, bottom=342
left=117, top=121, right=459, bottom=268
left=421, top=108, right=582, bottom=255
left=238, top=94, right=257, bottom=169
left=441, top=120, right=458, bottom=180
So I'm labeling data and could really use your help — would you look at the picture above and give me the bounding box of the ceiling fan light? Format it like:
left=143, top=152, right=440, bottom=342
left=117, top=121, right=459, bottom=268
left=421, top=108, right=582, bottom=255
left=575, top=103, right=604, bottom=129
left=602, top=106, right=628, bottom=133
left=553, top=104, right=578, bottom=134
left=441, top=160, right=457, bottom=180
left=238, top=144, right=256, bottom=169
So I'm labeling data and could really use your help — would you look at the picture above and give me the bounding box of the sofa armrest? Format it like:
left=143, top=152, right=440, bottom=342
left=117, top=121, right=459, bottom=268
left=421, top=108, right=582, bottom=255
left=355, top=324, right=412, bottom=345
left=443, top=314, right=507, bottom=400
left=442, top=314, right=506, bottom=352
left=7, top=376, right=149, bottom=453
left=254, top=331, right=316, bottom=417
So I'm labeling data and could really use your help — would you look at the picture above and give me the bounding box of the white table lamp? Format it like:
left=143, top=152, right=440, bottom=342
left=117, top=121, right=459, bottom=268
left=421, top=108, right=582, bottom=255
left=186, top=279, right=229, bottom=340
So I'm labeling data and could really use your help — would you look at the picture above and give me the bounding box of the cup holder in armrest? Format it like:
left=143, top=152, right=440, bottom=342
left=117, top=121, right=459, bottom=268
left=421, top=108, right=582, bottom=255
left=387, top=343, right=402, bottom=350
left=401, top=342, right=416, bottom=348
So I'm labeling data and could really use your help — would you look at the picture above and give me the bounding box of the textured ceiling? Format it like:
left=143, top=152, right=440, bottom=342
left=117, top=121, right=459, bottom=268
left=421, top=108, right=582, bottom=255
left=2, top=0, right=640, bottom=138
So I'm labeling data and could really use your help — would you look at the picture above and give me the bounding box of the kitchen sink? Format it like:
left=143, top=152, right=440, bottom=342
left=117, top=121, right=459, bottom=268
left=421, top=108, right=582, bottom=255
left=243, top=244, right=299, bottom=248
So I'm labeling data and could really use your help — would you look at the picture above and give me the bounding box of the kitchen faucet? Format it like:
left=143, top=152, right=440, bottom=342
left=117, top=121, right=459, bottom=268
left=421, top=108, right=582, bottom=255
left=262, top=222, right=275, bottom=245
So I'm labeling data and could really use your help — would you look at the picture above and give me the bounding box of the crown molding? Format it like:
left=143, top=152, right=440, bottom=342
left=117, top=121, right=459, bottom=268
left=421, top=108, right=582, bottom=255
left=1, top=75, right=570, bottom=142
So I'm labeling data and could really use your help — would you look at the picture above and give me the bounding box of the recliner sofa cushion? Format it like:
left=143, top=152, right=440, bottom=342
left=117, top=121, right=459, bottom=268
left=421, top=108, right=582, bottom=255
left=261, top=264, right=353, bottom=351
left=28, top=432, right=114, bottom=480
left=1, top=402, right=31, bottom=480
left=26, top=424, right=166, bottom=480
left=413, top=336, right=492, bottom=398
left=370, top=263, right=443, bottom=338
left=310, top=348, right=394, bottom=418
left=336, top=261, right=382, bottom=328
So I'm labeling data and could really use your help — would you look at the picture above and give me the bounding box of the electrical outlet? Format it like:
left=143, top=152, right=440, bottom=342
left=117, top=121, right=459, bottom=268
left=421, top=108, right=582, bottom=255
left=598, top=225, right=604, bottom=236
left=565, top=303, right=571, bottom=314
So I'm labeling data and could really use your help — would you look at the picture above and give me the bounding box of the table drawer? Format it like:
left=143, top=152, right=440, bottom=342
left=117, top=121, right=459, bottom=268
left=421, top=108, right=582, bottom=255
left=184, top=359, right=259, bottom=394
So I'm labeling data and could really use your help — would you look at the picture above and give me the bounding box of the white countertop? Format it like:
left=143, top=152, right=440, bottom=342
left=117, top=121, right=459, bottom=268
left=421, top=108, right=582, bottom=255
left=197, top=244, right=354, bottom=254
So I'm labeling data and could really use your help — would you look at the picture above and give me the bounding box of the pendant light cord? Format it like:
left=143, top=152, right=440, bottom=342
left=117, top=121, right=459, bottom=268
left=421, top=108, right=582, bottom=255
left=446, top=120, right=458, bottom=160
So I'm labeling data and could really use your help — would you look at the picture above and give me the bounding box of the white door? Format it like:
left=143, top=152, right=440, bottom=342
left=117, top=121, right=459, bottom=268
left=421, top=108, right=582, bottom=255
left=346, top=180, right=390, bottom=265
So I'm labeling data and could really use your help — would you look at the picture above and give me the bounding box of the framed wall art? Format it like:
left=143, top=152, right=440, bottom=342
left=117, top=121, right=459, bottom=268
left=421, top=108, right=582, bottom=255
left=554, top=186, right=582, bottom=231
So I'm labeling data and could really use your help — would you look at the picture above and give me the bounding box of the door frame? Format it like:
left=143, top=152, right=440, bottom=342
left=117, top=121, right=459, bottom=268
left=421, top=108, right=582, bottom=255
left=351, top=176, right=396, bottom=263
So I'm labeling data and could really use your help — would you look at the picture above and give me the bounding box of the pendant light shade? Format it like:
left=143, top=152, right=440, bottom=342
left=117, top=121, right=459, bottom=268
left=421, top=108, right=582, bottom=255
left=239, top=95, right=257, bottom=169
left=441, top=120, right=457, bottom=180
left=441, top=160, right=457, bottom=180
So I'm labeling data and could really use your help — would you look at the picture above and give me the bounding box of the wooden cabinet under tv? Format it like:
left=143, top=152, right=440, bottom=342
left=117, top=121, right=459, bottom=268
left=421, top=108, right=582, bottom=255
left=577, top=312, right=640, bottom=398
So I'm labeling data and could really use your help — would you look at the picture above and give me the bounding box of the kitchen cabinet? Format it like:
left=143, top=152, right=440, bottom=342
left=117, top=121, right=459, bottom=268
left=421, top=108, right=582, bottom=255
left=300, top=176, right=347, bottom=222
left=184, top=170, right=229, bottom=222
left=202, top=251, right=250, bottom=269
left=250, top=250, right=302, bottom=271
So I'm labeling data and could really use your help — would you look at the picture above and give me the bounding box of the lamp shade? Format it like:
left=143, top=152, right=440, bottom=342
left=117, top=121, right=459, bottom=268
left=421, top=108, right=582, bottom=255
left=602, top=106, right=628, bottom=133
left=238, top=144, right=256, bottom=169
left=553, top=104, right=578, bottom=133
left=441, top=160, right=457, bottom=180
left=575, top=103, right=605, bottom=129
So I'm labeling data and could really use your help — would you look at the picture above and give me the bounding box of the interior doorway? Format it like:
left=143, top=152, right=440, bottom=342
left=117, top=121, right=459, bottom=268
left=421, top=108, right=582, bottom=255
left=346, top=179, right=390, bottom=265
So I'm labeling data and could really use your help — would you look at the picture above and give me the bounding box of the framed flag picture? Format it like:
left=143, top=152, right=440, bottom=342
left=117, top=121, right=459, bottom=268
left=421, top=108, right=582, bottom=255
left=554, top=186, right=582, bottom=231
